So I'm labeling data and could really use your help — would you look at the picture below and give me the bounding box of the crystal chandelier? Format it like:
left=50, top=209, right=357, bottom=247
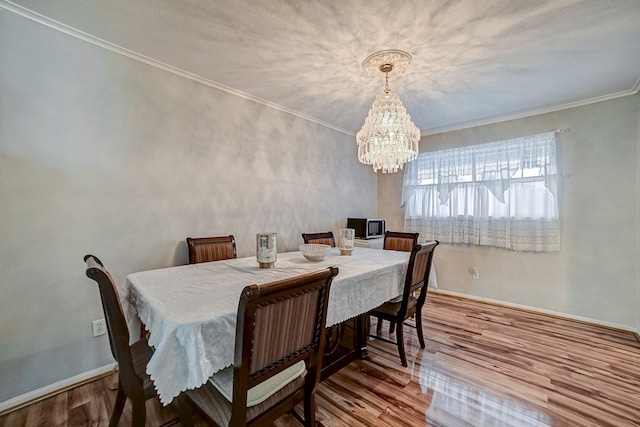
left=356, top=50, right=420, bottom=173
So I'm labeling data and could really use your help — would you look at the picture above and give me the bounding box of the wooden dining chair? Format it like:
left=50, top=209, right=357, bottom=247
left=83, top=254, right=160, bottom=427
left=301, top=231, right=336, bottom=247
left=187, top=235, right=237, bottom=264
left=369, top=241, right=439, bottom=367
left=378, top=231, right=421, bottom=333
left=180, top=267, right=338, bottom=427
left=383, top=231, right=419, bottom=252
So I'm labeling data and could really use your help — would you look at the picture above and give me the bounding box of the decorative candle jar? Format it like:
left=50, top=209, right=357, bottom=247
left=338, top=228, right=355, bottom=256
left=256, top=232, right=277, bottom=268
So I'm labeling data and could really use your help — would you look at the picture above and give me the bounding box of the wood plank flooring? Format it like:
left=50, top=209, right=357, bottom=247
left=2, top=292, right=639, bottom=426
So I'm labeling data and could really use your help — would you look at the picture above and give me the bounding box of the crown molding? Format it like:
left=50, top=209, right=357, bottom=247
left=0, top=0, right=354, bottom=136
left=422, top=85, right=640, bottom=136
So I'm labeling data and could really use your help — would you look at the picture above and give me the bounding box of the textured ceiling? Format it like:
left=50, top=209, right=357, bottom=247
left=5, top=0, right=640, bottom=134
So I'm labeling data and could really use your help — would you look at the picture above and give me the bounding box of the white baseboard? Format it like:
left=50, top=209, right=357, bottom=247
left=432, top=289, right=638, bottom=334
left=0, top=362, right=117, bottom=415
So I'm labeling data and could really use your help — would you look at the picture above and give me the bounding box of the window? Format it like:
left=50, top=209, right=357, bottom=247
left=402, top=132, right=560, bottom=252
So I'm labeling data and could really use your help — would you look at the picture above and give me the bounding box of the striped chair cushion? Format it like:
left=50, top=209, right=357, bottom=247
left=210, top=360, right=306, bottom=407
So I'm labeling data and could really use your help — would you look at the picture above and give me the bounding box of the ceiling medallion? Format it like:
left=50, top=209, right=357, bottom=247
left=361, top=49, right=412, bottom=79
left=356, top=49, right=420, bottom=174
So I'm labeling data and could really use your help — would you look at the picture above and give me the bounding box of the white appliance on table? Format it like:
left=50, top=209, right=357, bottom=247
left=354, top=238, right=384, bottom=249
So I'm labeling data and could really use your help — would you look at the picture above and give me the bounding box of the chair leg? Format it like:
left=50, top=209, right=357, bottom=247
left=109, top=382, right=126, bottom=427
left=130, top=395, right=146, bottom=427
left=396, top=321, right=407, bottom=367
left=177, top=395, right=195, bottom=427
left=389, top=321, right=396, bottom=334
left=376, top=316, right=383, bottom=333
left=302, top=376, right=318, bottom=427
left=416, top=309, right=426, bottom=348
left=303, top=391, right=317, bottom=427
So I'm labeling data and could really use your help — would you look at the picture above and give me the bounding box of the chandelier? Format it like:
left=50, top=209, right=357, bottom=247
left=356, top=49, right=420, bottom=173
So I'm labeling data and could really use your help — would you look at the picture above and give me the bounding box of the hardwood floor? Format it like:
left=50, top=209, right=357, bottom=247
left=2, top=292, right=640, bottom=426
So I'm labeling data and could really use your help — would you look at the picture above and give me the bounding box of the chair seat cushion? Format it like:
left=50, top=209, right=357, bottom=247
left=388, top=294, right=403, bottom=303
left=371, top=295, right=418, bottom=318
left=210, top=360, right=306, bottom=407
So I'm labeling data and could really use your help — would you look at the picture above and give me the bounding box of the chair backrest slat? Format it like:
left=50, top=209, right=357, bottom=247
left=383, top=231, right=419, bottom=252
left=187, top=235, right=237, bottom=264
left=400, top=241, right=439, bottom=313
left=302, top=232, right=336, bottom=247
left=250, top=289, right=319, bottom=376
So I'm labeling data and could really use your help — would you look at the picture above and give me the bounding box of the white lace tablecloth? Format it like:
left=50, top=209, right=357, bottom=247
left=122, top=247, right=410, bottom=405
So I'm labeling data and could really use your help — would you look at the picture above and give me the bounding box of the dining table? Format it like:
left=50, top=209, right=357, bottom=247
left=121, top=246, right=414, bottom=405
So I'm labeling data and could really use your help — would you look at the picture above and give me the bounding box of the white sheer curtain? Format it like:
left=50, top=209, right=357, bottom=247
left=402, top=132, right=560, bottom=252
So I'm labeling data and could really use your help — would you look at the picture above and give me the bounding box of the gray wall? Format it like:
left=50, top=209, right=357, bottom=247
left=0, top=10, right=377, bottom=402
left=637, top=93, right=640, bottom=334
left=380, top=94, right=639, bottom=329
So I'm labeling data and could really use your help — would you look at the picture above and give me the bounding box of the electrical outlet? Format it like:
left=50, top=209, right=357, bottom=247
left=92, top=319, right=106, bottom=337
left=469, top=266, right=479, bottom=280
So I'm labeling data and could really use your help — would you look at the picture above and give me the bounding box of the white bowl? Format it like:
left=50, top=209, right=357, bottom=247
left=299, top=244, right=330, bottom=262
